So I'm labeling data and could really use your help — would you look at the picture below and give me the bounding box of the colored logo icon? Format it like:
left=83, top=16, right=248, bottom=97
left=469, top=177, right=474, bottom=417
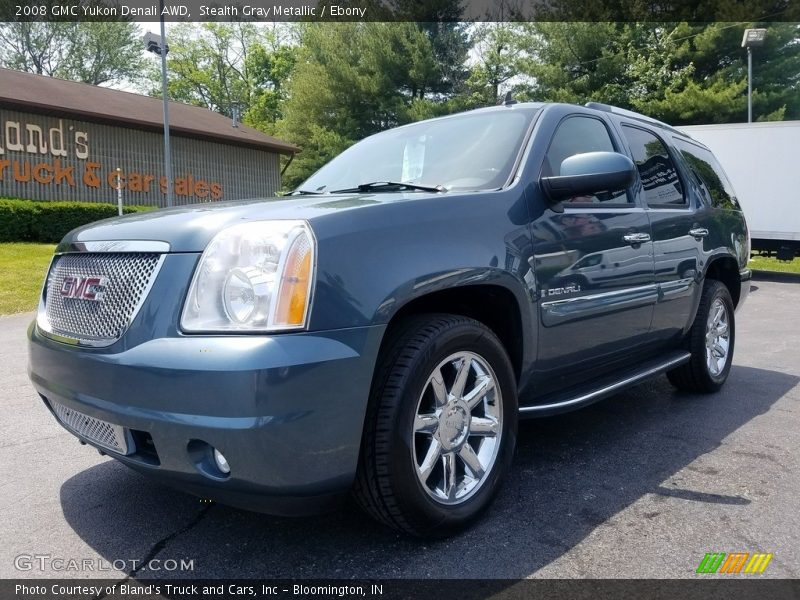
left=697, top=552, right=773, bottom=574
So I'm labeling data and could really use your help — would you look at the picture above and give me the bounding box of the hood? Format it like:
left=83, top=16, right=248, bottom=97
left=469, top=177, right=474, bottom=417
left=60, top=193, right=433, bottom=252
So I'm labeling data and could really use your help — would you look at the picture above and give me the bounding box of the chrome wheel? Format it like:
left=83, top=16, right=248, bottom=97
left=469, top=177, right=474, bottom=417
left=413, top=351, right=502, bottom=505
left=705, top=297, right=730, bottom=376
left=354, top=315, right=517, bottom=536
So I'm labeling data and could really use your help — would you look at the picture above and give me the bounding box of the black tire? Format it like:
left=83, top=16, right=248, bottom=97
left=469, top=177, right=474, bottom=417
left=353, top=314, right=518, bottom=537
left=667, top=279, right=736, bottom=393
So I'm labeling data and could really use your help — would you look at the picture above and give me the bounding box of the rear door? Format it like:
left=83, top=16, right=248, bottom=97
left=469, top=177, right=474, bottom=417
left=617, top=123, right=701, bottom=341
left=530, top=110, right=656, bottom=390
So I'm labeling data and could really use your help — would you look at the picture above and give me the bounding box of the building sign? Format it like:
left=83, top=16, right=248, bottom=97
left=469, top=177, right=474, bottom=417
left=0, top=115, right=223, bottom=201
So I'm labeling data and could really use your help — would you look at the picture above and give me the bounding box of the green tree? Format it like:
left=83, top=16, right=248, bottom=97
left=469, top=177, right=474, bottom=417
left=416, top=22, right=471, bottom=98
left=512, top=22, right=800, bottom=124
left=277, top=22, right=463, bottom=189
left=513, top=22, right=643, bottom=107
left=156, top=23, right=297, bottom=129
left=0, top=21, right=146, bottom=86
left=640, top=22, right=800, bottom=123
left=245, top=40, right=297, bottom=129
left=466, top=23, right=526, bottom=106
left=362, top=0, right=471, bottom=98
left=156, top=23, right=254, bottom=116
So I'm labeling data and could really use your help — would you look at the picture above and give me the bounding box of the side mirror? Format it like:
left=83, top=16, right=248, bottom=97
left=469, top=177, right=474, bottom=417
left=540, top=151, right=636, bottom=206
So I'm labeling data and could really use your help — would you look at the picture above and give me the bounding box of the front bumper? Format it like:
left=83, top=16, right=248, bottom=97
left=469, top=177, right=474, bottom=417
left=28, top=322, right=384, bottom=515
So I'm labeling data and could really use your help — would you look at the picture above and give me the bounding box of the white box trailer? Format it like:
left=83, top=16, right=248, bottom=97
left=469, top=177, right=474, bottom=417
left=678, top=121, right=800, bottom=258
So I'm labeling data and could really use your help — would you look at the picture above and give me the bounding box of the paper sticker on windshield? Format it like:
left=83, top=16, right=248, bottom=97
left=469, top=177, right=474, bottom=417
left=402, top=136, right=426, bottom=182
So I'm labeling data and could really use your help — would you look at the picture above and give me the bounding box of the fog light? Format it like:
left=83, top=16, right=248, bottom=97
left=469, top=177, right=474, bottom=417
left=213, top=448, right=230, bottom=474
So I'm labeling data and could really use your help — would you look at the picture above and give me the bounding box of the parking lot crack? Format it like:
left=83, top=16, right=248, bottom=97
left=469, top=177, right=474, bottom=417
left=92, top=505, right=213, bottom=599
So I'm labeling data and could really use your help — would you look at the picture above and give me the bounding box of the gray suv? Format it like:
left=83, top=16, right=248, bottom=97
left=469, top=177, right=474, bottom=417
left=28, top=101, right=750, bottom=536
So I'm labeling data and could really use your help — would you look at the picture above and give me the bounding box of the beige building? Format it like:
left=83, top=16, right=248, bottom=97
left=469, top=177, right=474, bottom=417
left=0, top=68, right=297, bottom=206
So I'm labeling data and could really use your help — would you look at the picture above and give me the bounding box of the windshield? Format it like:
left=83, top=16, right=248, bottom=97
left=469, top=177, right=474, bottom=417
left=298, top=108, right=537, bottom=194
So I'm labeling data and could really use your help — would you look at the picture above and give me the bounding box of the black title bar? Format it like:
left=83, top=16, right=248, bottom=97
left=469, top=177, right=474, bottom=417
left=3, top=579, right=800, bottom=600
left=1, top=0, right=798, bottom=22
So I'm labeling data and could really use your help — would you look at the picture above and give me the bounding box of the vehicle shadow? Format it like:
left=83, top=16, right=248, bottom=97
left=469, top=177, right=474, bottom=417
left=59, top=365, right=798, bottom=579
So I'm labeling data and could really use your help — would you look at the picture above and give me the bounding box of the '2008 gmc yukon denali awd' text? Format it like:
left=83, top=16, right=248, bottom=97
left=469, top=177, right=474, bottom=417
left=28, top=101, right=750, bottom=536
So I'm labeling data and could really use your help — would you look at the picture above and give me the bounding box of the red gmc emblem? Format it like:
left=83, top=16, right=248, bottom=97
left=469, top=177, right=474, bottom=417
left=59, top=276, right=109, bottom=301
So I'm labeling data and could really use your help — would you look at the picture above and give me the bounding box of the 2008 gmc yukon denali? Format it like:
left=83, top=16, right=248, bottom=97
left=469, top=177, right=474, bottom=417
left=28, top=101, right=750, bottom=537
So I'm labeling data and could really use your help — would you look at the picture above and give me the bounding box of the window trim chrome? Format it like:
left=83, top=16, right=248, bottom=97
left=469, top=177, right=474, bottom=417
left=54, top=240, right=171, bottom=255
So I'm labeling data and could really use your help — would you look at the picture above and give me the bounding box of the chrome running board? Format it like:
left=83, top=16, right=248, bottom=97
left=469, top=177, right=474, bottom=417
left=519, top=351, right=691, bottom=417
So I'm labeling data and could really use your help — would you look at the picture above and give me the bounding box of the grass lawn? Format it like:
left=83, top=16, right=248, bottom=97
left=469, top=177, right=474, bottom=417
left=0, top=243, right=56, bottom=315
left=749, top=255, right=800, bottom=274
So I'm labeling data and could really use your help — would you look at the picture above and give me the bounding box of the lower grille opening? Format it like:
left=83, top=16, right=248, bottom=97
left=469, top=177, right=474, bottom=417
left=48, top=397, right=131, bottom=455
left=130, top=429, right=161, bottom=466
left=42, top=396, right=160, bottom=466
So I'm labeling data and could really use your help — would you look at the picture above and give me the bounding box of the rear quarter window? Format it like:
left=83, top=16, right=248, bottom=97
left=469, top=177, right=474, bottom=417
left=673, top=138, right=740, bottom=210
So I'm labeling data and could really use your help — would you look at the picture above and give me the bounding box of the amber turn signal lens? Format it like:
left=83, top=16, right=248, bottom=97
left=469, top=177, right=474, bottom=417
left=274, top=231, right=314, bottom=327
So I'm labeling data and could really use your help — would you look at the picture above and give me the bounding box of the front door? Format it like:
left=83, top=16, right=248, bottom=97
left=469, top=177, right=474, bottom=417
left=530, top=113, right=656, bottom=394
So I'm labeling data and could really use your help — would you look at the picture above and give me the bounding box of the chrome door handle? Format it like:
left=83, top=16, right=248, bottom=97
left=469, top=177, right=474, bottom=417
left=689, top=227, right=709, bottom=238
left=623, top=232, right=651, bottom=244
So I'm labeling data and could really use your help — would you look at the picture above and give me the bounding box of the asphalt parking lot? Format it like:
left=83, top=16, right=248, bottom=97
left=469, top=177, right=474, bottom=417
left=1, top=280, right=798, bottom=580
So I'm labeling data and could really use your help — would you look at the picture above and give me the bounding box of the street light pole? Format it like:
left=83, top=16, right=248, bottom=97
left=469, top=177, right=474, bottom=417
left=158, top=0, right=174, bottom=207
left=742, top=28, right=767, bottom=124
left=747, top=46, right=752, bottom=123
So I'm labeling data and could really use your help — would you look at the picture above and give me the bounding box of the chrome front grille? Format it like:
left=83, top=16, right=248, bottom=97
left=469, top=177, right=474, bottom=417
left=51, top=401, right=130, bottom=455
left=39, top=252, right=163, bottom=346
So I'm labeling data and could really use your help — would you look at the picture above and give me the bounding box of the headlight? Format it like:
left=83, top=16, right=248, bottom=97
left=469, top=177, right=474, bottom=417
left=181, top=220, right=316, bottom=332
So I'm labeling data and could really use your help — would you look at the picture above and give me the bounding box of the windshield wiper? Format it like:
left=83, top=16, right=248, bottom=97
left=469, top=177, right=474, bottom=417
left=330, top=181, right=445, bottom=194
left=290, top=189, right=327, bottom=195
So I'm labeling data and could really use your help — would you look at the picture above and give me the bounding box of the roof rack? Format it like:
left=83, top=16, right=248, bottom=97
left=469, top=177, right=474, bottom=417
left=584, top=101, right=680, bottom=134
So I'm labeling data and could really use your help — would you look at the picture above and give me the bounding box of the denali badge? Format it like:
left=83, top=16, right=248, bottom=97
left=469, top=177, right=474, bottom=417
left=546, top=283, right=581, bottom=296
left=60, top=276, right=108, bottom=301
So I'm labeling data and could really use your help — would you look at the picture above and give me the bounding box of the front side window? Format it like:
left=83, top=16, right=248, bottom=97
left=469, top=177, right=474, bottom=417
left=621, top=125, right=685, bottom=206
left=673, top=138, right=740, bottom=210
left=542, top=116, right=629, bottom=204
left=298, top=108, right=537, bottom=194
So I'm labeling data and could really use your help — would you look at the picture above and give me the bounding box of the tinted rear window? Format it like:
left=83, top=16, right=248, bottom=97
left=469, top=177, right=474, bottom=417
left=673, top=138, right=740, bottom=210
